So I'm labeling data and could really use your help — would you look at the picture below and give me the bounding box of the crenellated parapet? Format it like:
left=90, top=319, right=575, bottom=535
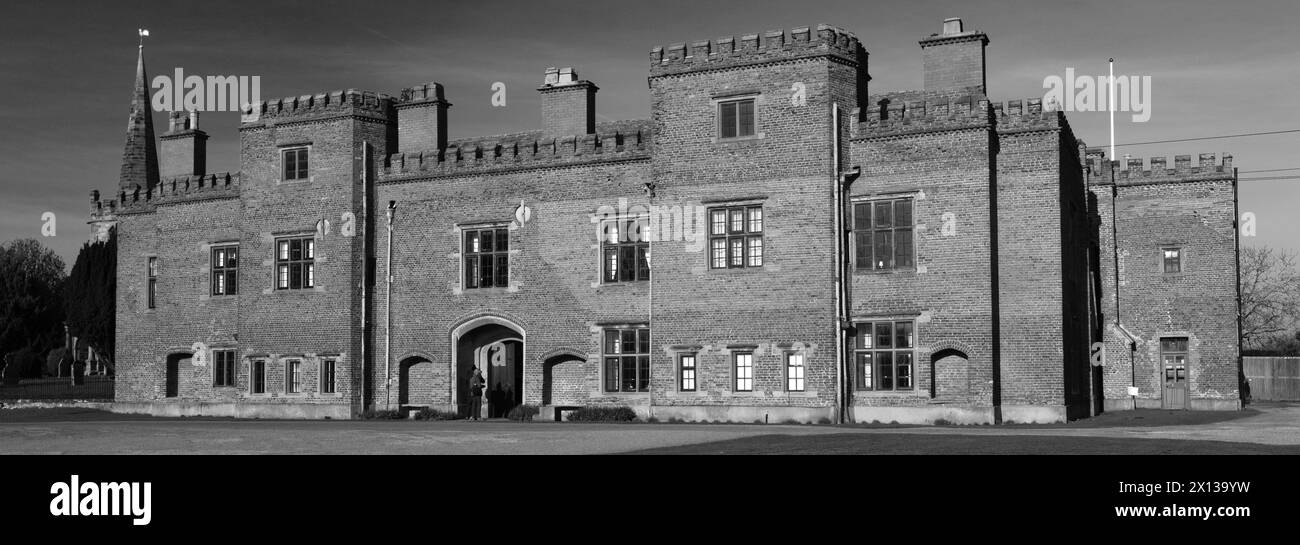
left=240, top=89, right=394, bottom=126
left=381, top=122, right=652, bottom=182
left=112, top=172, right=241, bottom=212
left=853, top=95, right=1068, bottom=140
left=1086, top=151, right=1235, bottom=186
left=649, top=24, right=862, bottom=78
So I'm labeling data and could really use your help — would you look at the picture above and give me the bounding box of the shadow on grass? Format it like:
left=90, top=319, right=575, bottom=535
left=623, top=433, right=1300, bottom=455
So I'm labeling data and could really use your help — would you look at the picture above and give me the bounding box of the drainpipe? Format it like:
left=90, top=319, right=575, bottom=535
left=1232, top=163, right=1243, bottom=406
left=385, top=200, right=396, bottom=409
left=359, top=143, right=370, bottom=414
left=832, top=103, right=843, bottom=424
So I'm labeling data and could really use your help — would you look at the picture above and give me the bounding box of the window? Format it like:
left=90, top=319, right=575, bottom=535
left=275, top=237, right=315, bottom=290
left=733, top=352, right=754, bottom=392
left=709, top=206, right=763, bottom=269
left=251, top=360, right=266, bottom=394
left=853, top=321, right=915, bottom=391
left=147, top=257, right=157, bottom=309
left=1163, top=247, right=1182, bottom=273
left=679, top=354, right=697, bottom=392
left=718, top=98, right=756, bottom=139
left=1161, top=337, right=1188, bottom=384
left=786, top=353, right=805, bottom=392
left=855, top=198, right=914, bottom=271
left=285, top=359, right=302, bottom=394
left=464, top=227, right=509, bottom=289
left=321, top=359, right=337, bottom=394
left=211, top=245, right=238, bottom=296
left=213, top=350, right=236, bottom=387
left=603, top=327, right=650, bottom=392
left=282, top=147, right=309, bottom=181
left=601, top=218, right=649, bottom=283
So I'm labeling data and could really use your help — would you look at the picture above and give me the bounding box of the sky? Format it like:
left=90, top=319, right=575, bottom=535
left=1, top=0, right=1297, bottom=268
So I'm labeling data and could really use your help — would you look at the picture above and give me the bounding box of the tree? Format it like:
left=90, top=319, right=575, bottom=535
left=0, top=238, right=66, bottom=377
left=63, top=228, right=116, bottom=372
left=1239, top=246, right=1300, bottom=350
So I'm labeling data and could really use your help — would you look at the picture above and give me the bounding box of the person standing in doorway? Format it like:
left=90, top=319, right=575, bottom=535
left=469, top=366, right=486, bottom=421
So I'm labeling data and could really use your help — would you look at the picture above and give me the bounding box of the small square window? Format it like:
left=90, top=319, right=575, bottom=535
left=283, top=147, right=309, bottom=181
left=718, top=98, right=757, bottom=139
left=1163, top=248, right=1182, bottom=273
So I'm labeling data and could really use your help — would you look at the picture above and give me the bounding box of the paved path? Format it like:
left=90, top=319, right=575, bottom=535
left=1, top=403, right=1295, bottom=454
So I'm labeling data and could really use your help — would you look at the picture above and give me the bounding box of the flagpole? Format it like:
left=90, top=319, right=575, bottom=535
left=1109, top=57, right=1115, bottom=161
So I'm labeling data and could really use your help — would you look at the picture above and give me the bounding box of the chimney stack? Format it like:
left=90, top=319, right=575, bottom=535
left=539, top=67, right=597, bottom=138
left=159, top=110, right=207, bottom=179
left=918, top=17, right=989, bottom=96
left=397, top=82, right=450, bottom=154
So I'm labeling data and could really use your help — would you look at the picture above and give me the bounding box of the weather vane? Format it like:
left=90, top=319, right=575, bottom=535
left=138, top=28, right=149, bottom=48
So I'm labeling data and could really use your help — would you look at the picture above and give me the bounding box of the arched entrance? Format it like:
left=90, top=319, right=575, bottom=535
left=542, top=353, right=586, bottom=406
left=930, top=347, right=969, bottom=400
left=452, top=317, right=524, bottom=419
left=398, top=355, right=436, bottom=407
left=164, top=352, right=191, bottom=398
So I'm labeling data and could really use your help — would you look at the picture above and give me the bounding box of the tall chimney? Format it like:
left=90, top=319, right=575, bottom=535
left=918, top=17, right=989, bottom=96
left=538, top=67, right=597, bottom=138
left=159, top=110, right=207, bottom=179
left=397, top=82, right=450, bottom=154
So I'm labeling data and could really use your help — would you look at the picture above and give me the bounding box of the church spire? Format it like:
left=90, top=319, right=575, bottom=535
left=119, top=33, right=159, bottom=194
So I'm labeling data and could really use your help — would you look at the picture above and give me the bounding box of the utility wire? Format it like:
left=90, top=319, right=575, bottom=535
left=1116, top=129, right=1300, bottom=147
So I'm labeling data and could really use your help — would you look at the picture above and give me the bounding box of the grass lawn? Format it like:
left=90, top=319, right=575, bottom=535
left=625, top=433, right=1300, bottom=455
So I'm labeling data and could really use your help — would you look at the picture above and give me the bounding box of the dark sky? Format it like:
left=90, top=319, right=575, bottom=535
left=2, top=0, right=1297, bottom=267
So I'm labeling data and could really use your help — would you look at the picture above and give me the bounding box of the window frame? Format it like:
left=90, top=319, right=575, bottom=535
left=275, top=236, right=316, bottom=291
left=146, top=257, right=157, bottom=309
left=602, top=326, right=651, bottom=393
left=786, top=352, right=805, bottom=392
left=210, top=245, right=239, bottom=296
left=463, top=226, right=511, bottom=290
left=716, top=97, right=758, bottom=140
left=212, top=349, right=236, bottom=387
left=281, top=146, right=310, bottom=182
left=320, top=359, right=337, bottom=394
left=1162, top=246, right=1183, bottom=274
left=733, top=352, right=754, bottom=392
left=250, top=359, right=267, bottom=395
left=285, top=358, right=302, bottom=394
left=600, top=216, right=650, bottom=283
left=708, top=205, right=763, bottom=269
left=853, top=320, right=916, bottom=392
left=853, top=197, right=915, bottom=272
left=678, top=353, right=697, bottom=392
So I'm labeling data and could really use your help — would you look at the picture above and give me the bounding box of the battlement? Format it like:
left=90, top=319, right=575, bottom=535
left=1086, top=152, right=1235, bottom=186
left=241, top=89, right=393, bottom=125
left=109, top=172, right=241, bottom=212
left=853, top=95, right=1068, bottom=139
left=649, top=24, right=862, bottom=78
left=381, top=121, right=651, bottom=181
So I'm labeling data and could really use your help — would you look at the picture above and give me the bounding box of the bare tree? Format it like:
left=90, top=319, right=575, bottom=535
left=1240, top=246, right=1300, bottom=348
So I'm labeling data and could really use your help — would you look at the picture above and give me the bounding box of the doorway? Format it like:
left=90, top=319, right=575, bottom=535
left=1160, top=337, right=1189, bottom=410
left=164, top=353, right=190, bottom=398
left=454, top=321, right=524, bottom=418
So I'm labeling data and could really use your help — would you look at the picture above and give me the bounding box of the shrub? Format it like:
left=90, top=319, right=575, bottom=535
left=360, top=409, right=404, bottom=420
left=565, top=406, right=637, bottom=422
left=413, top=407, right=460, bottom=421
left=933, top=418, right=952, bottom=426
left=816, top=417, right=832, bottom=425
left=506, top=404, right=540, bottom=421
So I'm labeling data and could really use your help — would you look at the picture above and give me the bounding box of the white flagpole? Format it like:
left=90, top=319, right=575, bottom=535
left=1109, top=57, right=1115, bottom=161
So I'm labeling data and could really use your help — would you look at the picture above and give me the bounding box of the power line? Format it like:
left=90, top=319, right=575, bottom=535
left=1240, top=167, right=1300, bottom=174
left=1117, top=129, right=1300, bottom=147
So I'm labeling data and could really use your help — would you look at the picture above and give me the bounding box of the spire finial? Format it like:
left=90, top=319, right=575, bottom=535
left=138, top=28, right=149, bottom=49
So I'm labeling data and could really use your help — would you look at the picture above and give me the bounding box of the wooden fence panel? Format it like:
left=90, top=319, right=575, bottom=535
left=1244, top=357, right=1300, bottom=401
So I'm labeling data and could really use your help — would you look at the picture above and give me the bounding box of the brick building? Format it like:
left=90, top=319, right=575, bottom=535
left=90, top=18, right=1242, bottom=423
